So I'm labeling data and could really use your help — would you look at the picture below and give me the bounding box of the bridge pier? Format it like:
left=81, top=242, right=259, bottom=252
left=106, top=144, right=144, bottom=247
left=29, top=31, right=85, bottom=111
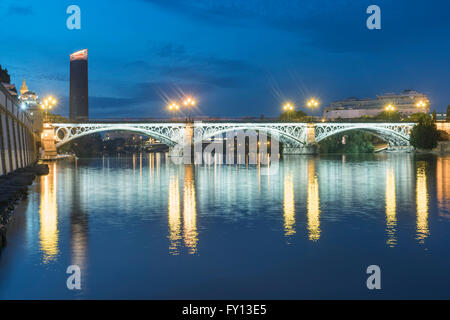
left=281, top=123, right=318, bottom=155
left=41, top=123, right=57, bottom=159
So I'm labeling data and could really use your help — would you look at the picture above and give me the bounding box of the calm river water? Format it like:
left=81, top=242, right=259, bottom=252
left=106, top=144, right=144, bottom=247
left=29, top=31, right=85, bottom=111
left=0, top=153, right=449, bottom=299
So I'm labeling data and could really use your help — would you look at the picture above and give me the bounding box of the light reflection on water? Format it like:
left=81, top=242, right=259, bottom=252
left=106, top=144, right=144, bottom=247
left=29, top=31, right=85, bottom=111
left=1, top=153, right=450, bottom=299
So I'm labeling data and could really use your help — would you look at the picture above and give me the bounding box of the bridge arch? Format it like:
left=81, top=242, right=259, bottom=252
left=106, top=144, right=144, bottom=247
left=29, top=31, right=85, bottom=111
left=53, top=123, right=186, bottom=148
left=314, top=123, right=414, bottom=146
left=193, top=123, right=308, bottom=147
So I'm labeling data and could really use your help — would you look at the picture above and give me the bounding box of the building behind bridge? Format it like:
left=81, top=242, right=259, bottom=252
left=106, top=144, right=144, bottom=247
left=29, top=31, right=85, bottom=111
left=323, top=90, right=430, bottom=120
left=70, top=49, right=89, bottom=122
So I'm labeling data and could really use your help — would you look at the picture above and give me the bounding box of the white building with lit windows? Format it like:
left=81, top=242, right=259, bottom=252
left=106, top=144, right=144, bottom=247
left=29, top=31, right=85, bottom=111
left=323, top=90, right=430, bottom=120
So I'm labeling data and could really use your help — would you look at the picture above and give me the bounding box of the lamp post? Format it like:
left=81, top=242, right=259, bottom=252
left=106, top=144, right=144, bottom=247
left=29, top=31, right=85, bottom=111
left=167, top=102, right=180, bottom=120
left=306, top=98, right=319, bottom=121
left=41, top=96, right=57, bottom=122
left=283, top=102, right=294, bottom=121
left=183, top=96, right=196, bottom=122
left=385, top=104, right=396, bottom=120
left=416, top=100, right=427, bottom=113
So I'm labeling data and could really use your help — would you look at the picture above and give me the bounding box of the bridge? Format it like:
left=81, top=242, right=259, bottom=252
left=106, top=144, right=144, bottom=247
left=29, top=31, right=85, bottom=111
left=46, top=121, right=415, bottom=155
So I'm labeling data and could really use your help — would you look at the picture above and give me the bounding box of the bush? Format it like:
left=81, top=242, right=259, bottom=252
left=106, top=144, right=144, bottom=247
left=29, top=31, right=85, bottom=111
left=279, top=110, right=308, bottom=121
left=438, top=130, right=450, bottom=141
left=319, top=131, right=375, bottom=154
left=409, top=116, right=439, bottom=149
left=375, top=111, right=402, bottom=121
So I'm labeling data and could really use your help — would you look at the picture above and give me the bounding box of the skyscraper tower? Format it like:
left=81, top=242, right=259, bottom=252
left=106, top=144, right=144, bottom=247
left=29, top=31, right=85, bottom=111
left=70, top=49, right=88, bottom=121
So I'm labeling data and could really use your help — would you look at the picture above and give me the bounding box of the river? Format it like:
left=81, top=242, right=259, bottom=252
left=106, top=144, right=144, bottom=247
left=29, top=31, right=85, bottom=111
left=0, top=153, right=449, bottom=299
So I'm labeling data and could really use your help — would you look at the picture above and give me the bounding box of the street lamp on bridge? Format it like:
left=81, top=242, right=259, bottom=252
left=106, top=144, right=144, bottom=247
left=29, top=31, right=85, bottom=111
left=306, top=98, right=320, bottom=120
left=283, top=102, right=295, bottom=121
left=385, top=104, right=396, bottom=112
left=41, top=96, right=57, bottom=122
left=167, top=102, right=180, bottom=120
left=183, top=96, right=196, bottom=122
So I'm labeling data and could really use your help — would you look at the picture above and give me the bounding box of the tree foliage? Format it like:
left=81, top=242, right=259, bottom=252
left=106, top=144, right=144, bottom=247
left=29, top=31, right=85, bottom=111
left=375, top=110, right=402, bottom=121
left=319, top=131, right=375, bottom=154
left=279, top=110, right=308, bottom=121
left=409, top=115, right=439, bottom=150
left=0, top=65, right=11, bottom=83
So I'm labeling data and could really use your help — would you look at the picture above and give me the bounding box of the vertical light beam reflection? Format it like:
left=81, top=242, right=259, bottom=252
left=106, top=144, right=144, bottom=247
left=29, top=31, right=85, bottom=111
left=283, top=172, right=295, bottom=237
left=416, top=161, right=430, bottom=243
left=385, top=167, right=397, bottom=247
left=183, top=165, right=198, bottom=254
left=168, top=172, right=181, bottom=255
left=436, top=157, right=450, bottom=218
left=307, top=159, right=321, bottom=241
left=39, top=162, right=59, bottom=263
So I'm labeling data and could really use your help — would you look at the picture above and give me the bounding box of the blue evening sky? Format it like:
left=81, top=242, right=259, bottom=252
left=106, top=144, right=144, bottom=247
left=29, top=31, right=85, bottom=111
left=0, top=0, right=449, bottom=118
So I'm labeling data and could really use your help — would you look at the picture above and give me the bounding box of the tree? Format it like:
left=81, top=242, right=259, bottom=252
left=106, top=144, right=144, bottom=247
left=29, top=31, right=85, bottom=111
left=375, top=110, right=402, bottom=121
left=0, top=65, right=11, bottom=83
left=432, top=109, right=437, bottom=122
left=319, top=131, right=375, bottom=154
left=279, top=110, right=308, bottom=121
left=409, top=112, right=429, bottom=122
left=410, top=115, right=439, bottom=150
left=447, top=105, right=450, bottom=121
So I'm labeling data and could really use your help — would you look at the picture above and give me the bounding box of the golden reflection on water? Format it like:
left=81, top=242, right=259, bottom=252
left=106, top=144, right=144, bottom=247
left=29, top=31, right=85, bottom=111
left=307, top=159, right=321, bottom=241
left=416, top=161, right=430, bottom=243
left=183, top=165, right=198, bottom=254
left=168, top=173, right=181, bottom=254
left=385, top=167, right=397, bottom=247
left=436, top=157, right=450, bottom=218
left=283, top=172, right=295, bottom=236
left=39, top=162, right=59, bottom=263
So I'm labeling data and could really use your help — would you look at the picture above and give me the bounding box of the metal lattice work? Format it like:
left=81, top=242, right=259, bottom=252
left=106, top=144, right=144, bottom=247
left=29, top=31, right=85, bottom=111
left=193, top=122, right=308, bottom=147
left=314, top=123, right=414, bottom=146
left=53, top=123, right=186, bottom=147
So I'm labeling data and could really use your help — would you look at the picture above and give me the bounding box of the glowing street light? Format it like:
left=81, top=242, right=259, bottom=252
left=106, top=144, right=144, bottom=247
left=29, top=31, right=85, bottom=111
left=385, top=104, right=396, bottom=112
left=283, top=102, right=295, bottom=121
left=41, top=96, right=57, bottom=122
left=167, top=102, right=180, bottom=119
left=306, top=98, right=320, bottom=119
left=416, top=100, right=427, bottom=110
left=183, top=96, right=196, bottom=122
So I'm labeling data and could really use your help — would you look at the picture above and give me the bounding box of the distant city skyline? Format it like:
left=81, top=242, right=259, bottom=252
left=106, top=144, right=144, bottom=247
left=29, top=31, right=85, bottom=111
left=1, top=0, right=450, bottom=119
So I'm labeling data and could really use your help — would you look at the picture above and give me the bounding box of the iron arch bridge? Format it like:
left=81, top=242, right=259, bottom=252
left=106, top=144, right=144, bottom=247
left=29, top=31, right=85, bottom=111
left=52, top=122, right=414, bottom=149
left=193, top=123, right=308, bottom=147
left=314, top=123, right=414, bottom=146
left=53, top=123, right=186, bottom=148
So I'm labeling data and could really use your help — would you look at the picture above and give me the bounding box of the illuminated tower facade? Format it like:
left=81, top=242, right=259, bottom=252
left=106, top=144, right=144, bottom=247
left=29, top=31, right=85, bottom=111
left=70, top=49, right=88, bottom=121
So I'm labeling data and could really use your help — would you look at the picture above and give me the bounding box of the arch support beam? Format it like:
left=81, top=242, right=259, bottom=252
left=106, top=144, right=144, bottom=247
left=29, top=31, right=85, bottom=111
left=314, top=123, right=414, bottom=146
left=53, top=123, right=186, bottom=148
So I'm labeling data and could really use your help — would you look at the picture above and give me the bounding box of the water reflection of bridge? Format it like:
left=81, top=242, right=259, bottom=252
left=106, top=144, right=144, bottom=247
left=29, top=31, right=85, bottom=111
left=34, top=153, right=443, bottom=261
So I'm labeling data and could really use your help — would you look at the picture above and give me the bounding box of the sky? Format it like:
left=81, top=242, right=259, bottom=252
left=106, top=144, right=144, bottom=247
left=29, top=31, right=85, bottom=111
left=0, top=0, right=449, bottom=119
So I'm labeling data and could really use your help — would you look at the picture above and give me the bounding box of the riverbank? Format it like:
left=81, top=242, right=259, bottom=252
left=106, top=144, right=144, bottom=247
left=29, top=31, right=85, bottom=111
left=0, top=163, right=49, bottom=251
left=414, top=141, right=450, bottom=154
